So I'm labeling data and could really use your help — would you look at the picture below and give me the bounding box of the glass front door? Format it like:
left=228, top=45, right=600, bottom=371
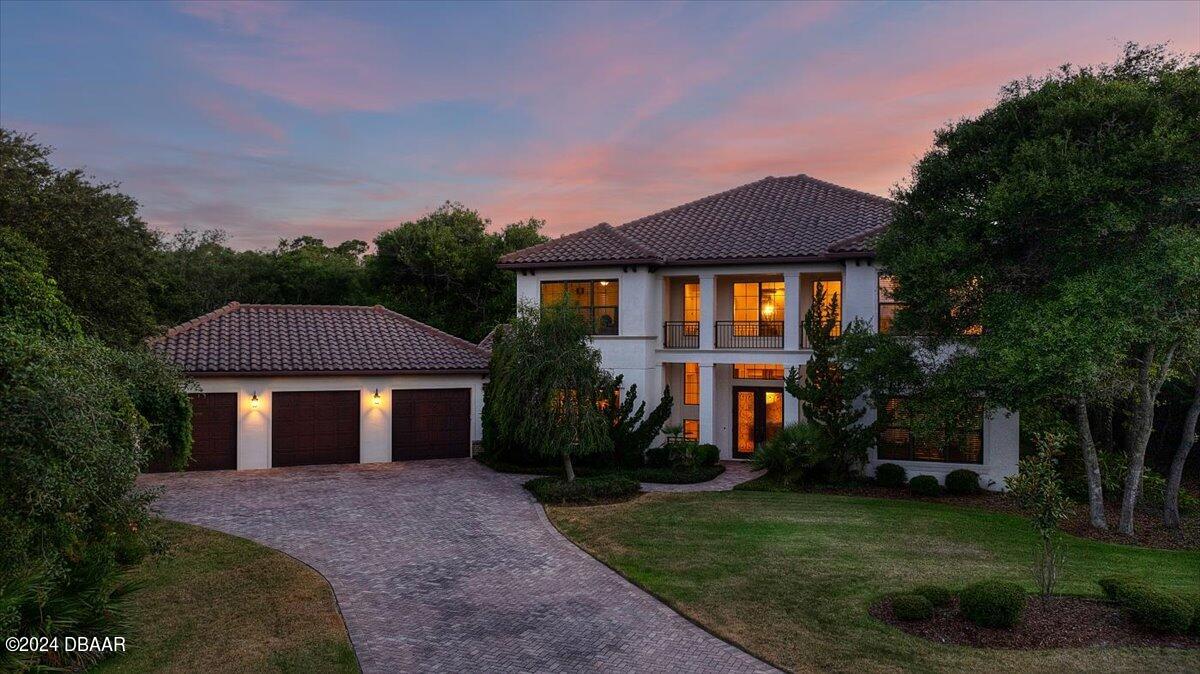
left=733, top=387, right=784, bottom=457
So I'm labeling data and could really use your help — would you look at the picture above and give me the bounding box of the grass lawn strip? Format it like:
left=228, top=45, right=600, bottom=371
left=91, top=520, right=359, bottom=674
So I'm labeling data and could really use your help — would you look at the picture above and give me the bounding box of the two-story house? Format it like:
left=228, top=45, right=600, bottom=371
left=498, top=175, right=1019, bottom=489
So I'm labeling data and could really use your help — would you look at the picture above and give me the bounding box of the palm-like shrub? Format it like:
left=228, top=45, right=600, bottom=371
left=751, top=423, right=825, bottom=485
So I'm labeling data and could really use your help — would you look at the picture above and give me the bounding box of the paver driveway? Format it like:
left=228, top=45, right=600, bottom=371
left=143, top=460, right=775, bottom=673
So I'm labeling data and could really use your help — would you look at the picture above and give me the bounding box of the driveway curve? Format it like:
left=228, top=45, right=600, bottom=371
left=143, top=460, right=774, bottom=673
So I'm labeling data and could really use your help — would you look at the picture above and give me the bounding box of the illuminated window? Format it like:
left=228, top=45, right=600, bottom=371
left=878, top=275, right=902, bottom=333
left=539, top=280, right=619, bottom=335
left=684, top=363, right=699, bottom=405
left=876, top=398, right=983, bottom=464
left=733, top=364, right=785, bottom=380
left=682, top=419, right=699, bottom=440
left=683, top=283, right=700, bottom=323
left=733, top=281, right=785, bottom=335
left=812, top=280, right=841, bottom=336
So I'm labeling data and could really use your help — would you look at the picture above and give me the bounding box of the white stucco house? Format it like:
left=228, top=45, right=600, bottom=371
left=497, top=174, right=1020, bottom=489
left=149, top=302, right=488, bottom=471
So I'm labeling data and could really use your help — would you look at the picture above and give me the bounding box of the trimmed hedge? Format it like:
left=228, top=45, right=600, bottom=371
left=694, top=444, right=720, bottom=467
left=632, top=465, right=724, bottom=484
left=1099, top=575, right=1193, bottom=635
left=875, top=463, right=906, bottom=488
left=944, top=469, right=980, bottom=495
left=892, top=593, right=933, bottom=621
left=911, top=584, right=953, bottom=608
left=1191, top=603, right=1200, bottom=636
left=959, top=580, right=1025, bottom=628
left=909, top=475, right=941, bottom=497
left=524, top=475, right=640, bottom=505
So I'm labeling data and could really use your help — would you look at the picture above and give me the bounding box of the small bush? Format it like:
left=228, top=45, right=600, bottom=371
left=1126, top=589, right=1193, bottom=635
left=524, top=475, right=640, bottom=505
left=959, top=580, right=1025, bottom=628
left=1190, top=603, right=1200, bottom=636
left=892, top=593, right=933, bottom=621
left=1098, top=575, right=1152, bottom=605
left=911, top=584, right=953, bottom=608
left=751, top=422, right=825, bottom=484
left=646, top=444, right=672, bottom=468
left=909, top=475, right=941, bottom=497
left=945, top=469, right=981, bottom=496
left=694, top=444, right=720, bottom=467
left=875, top=463, right=906, bottom=488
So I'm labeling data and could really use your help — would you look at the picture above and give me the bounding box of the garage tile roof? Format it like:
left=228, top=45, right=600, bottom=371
left=498, top=174, right=893, bottom=268
left=150, top=303, right=489, bottom=376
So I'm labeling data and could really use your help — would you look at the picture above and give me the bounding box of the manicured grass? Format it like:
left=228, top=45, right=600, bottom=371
left=548, top=491, right=1200, bottom=673
left=92, top=520, right=358, bottom=674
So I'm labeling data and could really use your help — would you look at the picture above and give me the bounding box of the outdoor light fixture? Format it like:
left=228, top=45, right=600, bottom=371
left=372, top=389, right=382, bottom=406
left=250, top=391, right=260, bottom=409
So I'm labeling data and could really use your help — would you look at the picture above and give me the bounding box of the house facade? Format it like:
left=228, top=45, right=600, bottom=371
left=499, top=175, right=1019, bottom=489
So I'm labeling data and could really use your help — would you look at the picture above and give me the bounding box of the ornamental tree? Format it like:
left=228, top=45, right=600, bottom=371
left=484, top=298, right=613, bottom=481
left=875, top=44, right=1200, bottom=535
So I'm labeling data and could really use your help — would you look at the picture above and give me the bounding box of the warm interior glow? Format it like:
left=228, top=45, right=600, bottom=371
left=761, top=302, right=775, bottom=317
left=372, top=389, right=382, bottom=406
left=250, top=391, right=260, bottom=409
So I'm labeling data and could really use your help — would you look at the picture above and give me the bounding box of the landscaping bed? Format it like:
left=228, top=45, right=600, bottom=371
left=524, top=474, right=641, bottom=505
left=478, top=454, right=725, bottom=485
left=871, top=595, right=1199, bottom=649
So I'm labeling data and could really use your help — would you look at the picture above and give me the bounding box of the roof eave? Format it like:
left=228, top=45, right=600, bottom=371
left=496, top=257, right=663, bottom=270
left=186, top=367, right=489, bottom=378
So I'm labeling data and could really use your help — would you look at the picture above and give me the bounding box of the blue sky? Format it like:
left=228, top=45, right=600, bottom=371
left=2, top=1, right=1197, bottom=248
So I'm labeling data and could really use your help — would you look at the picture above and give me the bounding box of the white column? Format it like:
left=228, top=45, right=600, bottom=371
left=699, top=273, right=715, bottom=350
left=699, top=363, right=716, bottom=445
left=784, top=271, right=802, bottom=351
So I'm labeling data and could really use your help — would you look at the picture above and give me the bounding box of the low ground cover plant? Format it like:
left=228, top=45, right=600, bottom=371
left=524, top=474, right=640, bottom=505
left=958, top=580, right=1025, bottom=628
left=891, top=594, right=933, bottom=621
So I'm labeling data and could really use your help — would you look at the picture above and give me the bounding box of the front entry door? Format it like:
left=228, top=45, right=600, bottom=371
left=733, top=387, right=784, bottom=457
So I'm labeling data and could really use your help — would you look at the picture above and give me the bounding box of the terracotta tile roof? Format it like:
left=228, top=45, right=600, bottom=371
left=498, top=174, right=893, bottom=268
left=150, top=303, right=489, bottom=376
left=477, top=326, right=499, bottom=352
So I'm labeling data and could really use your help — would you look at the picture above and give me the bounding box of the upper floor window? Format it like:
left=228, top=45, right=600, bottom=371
left=683, top=283, right=700, bottom=323
left=811, top=280, right=841, bottom=336
left=733, top=281, right=785, bottom=323
left=540, top=280, right=619, bottom=335
left=684, top=362, right=700, bottom=405
left=878, top=275, right=902, bottom=333
left=877, top=398, right=983, bottom=464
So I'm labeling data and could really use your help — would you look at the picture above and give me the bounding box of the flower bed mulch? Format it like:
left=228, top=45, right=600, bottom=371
left=871, top=596, right=1200, bottom=650
left=788, top=482, right=1198, bottom=551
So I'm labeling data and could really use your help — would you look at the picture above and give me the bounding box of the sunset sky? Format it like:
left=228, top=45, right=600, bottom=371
left=2, top=1, right=1197, bottom=249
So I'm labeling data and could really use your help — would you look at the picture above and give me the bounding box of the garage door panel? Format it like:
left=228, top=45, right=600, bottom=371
left=179, top=392, right=237, bottom=471
left=392, top=389, right=471, bottom=461
left=272, top=391, right=360, bottom=467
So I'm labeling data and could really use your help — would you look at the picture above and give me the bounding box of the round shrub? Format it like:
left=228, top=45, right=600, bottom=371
left=875, top=463, right=906, bottom=488
left=944, top=469, right=980, bottom=496
left=1098, top=575, right=1151, bottom=605
left=646, top=444, right=672, bottom=468
left=1190, top=603, right=1200, bottom=636
left=694, top=444, right=720, bottom=467
left=892, top=593, right=933, bottom=621
left=908, top=474, right=941, bottom=497
left=911, top=584, right=953, bottom=608
left=1124, top=588, right=1193, bottom=635
left=959, top=580, right=1025, bottom=628
left=524, top=475, right=640, bottom=505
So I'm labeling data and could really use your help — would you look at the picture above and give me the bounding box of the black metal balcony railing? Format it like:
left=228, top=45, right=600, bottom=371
left=715, top=321, right=784, bottom=349
left=662, top=321, right=700, bottom=348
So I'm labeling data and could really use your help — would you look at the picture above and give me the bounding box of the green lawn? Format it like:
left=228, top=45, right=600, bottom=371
left=92, top=520, right=359, bottom=674
left=548, top=491, right=1200, bottom=673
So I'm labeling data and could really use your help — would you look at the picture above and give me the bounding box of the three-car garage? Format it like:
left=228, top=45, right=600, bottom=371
left=151, top=302, right=489, bottom=471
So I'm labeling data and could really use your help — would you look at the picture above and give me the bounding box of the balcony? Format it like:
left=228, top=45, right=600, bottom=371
left=715, top=321, right=784, bottom=349
left=663, top=321, right=699, bottom=348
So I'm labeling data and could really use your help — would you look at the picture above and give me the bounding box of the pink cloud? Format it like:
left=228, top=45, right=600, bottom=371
left=189, top=94, right=287, bottom=143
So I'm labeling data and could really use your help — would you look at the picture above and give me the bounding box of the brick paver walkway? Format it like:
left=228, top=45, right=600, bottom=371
left=143, top=460, right=775, bottom=673
left=641, top=460, right=765, bottom=493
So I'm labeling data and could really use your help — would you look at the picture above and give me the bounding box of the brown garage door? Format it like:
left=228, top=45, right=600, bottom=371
left=392, top=389, right=471, bottom=461
left=187, top=392, right=238, bottom=471
left=272, top=391, right=360, bottom=467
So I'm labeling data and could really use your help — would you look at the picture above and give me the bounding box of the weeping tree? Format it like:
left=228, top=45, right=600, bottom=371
left=485, top=298, right=612, bottom=481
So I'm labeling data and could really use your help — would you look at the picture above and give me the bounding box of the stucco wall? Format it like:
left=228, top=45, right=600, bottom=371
left=192, top=374, right=485, bottom=470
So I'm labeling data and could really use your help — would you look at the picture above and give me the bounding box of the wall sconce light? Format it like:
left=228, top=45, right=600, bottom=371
left=250, top=391, right=260, bottom=409
left=372, top=389, right=382, bottom=406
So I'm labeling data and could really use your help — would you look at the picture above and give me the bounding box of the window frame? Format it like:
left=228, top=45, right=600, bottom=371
left=540, top=279, right=620, bottom=335
left=684, top=362, right=700, bottom=405
left=876, top=397, right=984, bottom=465
left=878, top=275, right=902, bottom=334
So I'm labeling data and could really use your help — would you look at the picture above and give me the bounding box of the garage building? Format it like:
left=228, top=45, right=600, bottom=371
left=150, top=302, right=489, bottom=470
